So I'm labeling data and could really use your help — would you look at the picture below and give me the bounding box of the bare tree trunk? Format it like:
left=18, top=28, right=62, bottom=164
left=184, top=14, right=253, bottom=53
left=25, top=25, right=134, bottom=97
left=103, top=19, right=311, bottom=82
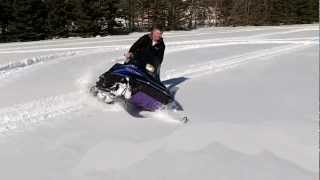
left=128, top=0, right=135, bottom=32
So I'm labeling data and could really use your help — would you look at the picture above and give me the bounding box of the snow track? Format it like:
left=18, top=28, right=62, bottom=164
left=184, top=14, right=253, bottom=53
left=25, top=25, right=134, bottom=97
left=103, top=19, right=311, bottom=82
left=165, top=43, right=314, bottom=79
left=0, top=25, right=316, bottom=53
left=2, top=34, right=316, bottom=83
left=0, top=91, right=84, bottom=134
left=0, top=51, right=80, bottom=79
left=0, top=26, right=289, bottom=50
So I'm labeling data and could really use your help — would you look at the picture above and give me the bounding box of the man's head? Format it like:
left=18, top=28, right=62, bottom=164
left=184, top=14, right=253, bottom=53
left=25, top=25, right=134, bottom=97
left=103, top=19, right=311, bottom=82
left=151, top=26, right=163, bottom=41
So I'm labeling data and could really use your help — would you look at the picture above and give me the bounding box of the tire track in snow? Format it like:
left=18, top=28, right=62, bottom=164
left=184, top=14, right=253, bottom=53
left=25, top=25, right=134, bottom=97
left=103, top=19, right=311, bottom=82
left=0, top=51, right=81, bottom=80
left=0, top=26, right=315, bottom=54
left=167, top=37, right=318, bottom=46
left=164, top=43, right=313, bottom=80
left=0, top=26, right=293, bottom=51
left=0, top=88, right=123, bottom=135
left=1, top=37, right=313, bottom=81
left=0, top=92, right=85, bottom=134
left=248, top=27, right=318, bottom=39
left=2, top=37, right=316, bottom=82
left=166, top=38, right=317, bottom=54
left=0, top=45, right=129, bottom=54
left=3, top=36, right=310, bottom=55
left=2, top=36, right=315, bottom=54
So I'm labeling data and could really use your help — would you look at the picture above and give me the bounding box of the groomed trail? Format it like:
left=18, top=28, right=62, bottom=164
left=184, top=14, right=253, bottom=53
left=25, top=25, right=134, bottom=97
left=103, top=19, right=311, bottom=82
left=0, top=24, right=318, bottom=180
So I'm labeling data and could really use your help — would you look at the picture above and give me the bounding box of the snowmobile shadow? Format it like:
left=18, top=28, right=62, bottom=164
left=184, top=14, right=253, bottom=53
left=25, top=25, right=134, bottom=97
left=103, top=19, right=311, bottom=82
left=120, top=77, right=189, bottom=118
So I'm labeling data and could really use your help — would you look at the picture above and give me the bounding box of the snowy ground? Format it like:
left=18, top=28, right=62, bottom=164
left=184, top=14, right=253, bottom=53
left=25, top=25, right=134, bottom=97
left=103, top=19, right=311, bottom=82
left=0, top=24, right=318, bottom=180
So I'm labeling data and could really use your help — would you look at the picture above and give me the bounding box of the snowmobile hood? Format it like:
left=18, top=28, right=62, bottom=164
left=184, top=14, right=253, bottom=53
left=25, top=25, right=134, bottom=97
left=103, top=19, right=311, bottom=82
left=108, top=63, right=173, bottom=99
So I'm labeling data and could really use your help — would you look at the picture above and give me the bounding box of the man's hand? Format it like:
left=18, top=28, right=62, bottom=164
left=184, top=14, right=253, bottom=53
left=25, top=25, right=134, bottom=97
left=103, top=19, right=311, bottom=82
left=124, top=52, right=133, bottom=60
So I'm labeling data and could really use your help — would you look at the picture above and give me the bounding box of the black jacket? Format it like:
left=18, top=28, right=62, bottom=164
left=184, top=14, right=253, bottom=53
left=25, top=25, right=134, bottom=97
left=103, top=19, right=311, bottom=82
left=128, top=34, right=165, bottom=81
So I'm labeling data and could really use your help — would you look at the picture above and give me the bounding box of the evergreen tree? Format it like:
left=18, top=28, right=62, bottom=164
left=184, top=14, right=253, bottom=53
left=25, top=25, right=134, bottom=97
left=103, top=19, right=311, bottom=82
left=10, top=0, right=48, bottom=41
left=0, top=0, right=13, bottom=35
left=47, top=0, right=73, bottom=37
left=74, top=0, right=120, bottom=36
left=0, top=0, right=319, bottom=42
left=294, top=0, right=316, bottom=23
left=311, top=0, right=319, bottom=22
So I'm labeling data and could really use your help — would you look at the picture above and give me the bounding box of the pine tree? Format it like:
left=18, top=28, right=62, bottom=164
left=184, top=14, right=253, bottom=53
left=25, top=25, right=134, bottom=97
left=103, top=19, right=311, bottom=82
left=167, top=0, right=190, bottom=30
left=311, top=0, right=319, bottom=22
left=294, top=0, right=316, bottom=23
left=0, top=0, right=13, bottom=36
left=9, top=0, right=48, bottom=41
left=47, top=0, right=72, bottom=37
left=74, top=0, right=121, bottom=36
left=1, top=0, right=319, bottom=42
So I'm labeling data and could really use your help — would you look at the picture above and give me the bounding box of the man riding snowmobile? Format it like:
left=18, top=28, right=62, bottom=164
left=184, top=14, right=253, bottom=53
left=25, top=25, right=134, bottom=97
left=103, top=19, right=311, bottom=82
left=124, top=26, right=165, bottom=82
left=91, top=26, right=187, bottom=121
left=91, top=26, right=175, bottom=111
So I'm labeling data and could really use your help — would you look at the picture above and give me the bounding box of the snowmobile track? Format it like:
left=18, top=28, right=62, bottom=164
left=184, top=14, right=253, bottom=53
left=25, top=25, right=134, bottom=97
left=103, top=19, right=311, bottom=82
left=164, top=43, right=314, bottom=80
left=0, top=92, right=85, bottom=134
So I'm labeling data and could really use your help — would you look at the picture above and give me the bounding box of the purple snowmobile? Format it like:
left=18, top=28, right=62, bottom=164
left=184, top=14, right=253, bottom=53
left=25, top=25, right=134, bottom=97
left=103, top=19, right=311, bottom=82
left=90, top=63, right=176, bottom=111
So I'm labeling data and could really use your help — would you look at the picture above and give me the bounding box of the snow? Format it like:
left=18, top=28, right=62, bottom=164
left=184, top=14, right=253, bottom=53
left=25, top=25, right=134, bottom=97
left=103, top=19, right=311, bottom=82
left=0, top=24, right=318, bottom=180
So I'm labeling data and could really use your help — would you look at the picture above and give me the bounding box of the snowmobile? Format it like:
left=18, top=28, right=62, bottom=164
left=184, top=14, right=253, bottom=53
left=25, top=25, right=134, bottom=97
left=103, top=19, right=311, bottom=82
left=90, top=63, right=176, bottom=112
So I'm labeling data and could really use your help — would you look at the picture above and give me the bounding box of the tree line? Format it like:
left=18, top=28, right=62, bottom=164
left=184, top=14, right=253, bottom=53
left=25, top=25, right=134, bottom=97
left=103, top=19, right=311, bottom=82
left=0, top=0, right=318, bottom=42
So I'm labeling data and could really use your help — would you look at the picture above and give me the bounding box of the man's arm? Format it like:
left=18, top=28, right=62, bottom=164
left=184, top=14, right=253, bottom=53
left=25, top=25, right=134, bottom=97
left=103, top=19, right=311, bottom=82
left=129, top=34, right=148, bottom=54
